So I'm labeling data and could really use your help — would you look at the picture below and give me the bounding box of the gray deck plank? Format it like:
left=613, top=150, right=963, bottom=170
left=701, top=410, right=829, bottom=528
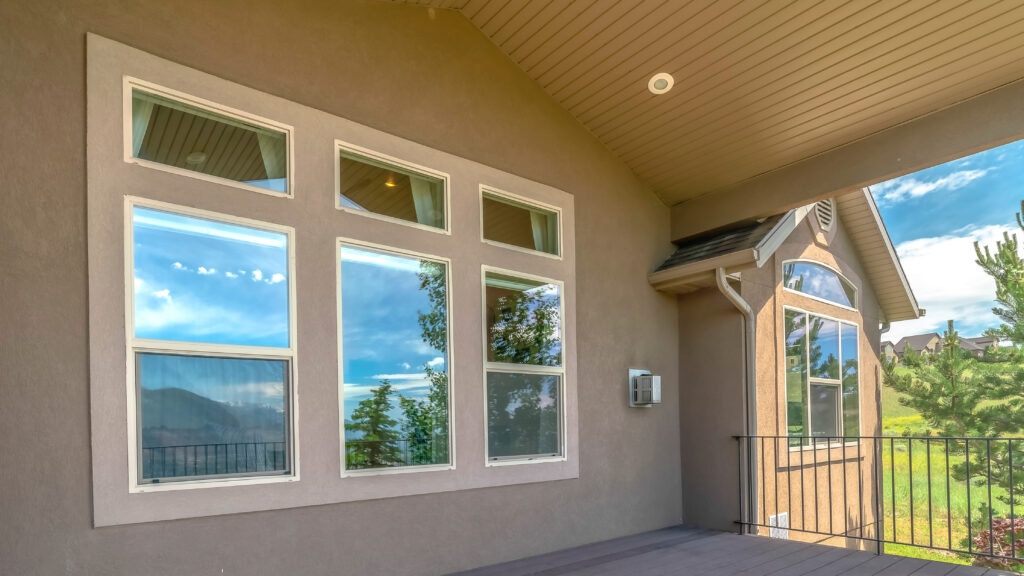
left=444, top=526, right=1011, bottom=576
left=941, top=567, right=988, bottom=576
left=874, top=558, right=932, bottom=576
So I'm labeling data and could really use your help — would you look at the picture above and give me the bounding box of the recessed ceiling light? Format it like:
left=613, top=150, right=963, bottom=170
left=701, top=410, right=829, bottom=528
left=186, top=151, right=207, bottom=165
left=648, top=72, right=674, bottom=95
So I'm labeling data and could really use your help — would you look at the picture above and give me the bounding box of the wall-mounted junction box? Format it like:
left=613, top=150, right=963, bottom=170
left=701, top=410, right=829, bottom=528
left=629, top=369, right=661, bottom=407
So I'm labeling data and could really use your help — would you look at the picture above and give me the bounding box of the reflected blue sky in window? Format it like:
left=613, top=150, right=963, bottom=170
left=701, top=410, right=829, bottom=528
left=132, top=206, right=289, bottom=348
left=784, top=262, right=855, bottom=308
left=340, top=246, right=447, bottom=424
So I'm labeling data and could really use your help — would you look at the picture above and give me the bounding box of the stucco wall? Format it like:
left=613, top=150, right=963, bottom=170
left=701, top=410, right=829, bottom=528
left=677, top=289, right=746, bottom=531
left=0, top=1, right=680, bottom=574
left=740, top=211, right=884, bottom=546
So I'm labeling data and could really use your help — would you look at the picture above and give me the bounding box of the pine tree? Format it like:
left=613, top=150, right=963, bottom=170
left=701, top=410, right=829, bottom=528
left=346, top=381, right=402, bottom=469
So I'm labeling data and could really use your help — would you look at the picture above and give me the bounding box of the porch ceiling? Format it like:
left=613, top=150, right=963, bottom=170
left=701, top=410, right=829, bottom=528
left=385, top=0, right=1024, bottom=208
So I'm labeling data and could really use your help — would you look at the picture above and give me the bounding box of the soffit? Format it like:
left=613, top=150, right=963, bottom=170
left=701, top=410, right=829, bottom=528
left=836, top=190, right=919, bottom=323
left=384, top=0, right=1024, bottom=207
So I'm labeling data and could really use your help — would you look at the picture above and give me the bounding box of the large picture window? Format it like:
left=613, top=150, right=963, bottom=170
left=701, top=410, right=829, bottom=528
left=128, top=199, right=295, bottom=484
left=784, top=307, right=859, bottom=447
left=339, top=243, right=452, bottom=472
left=483, top=269, right=564, bottom=461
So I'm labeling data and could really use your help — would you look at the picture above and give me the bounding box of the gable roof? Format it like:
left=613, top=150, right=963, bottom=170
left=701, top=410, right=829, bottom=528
left=895, top=333, right=940, bottom=353
left=648, top=189, right=921, bottom=322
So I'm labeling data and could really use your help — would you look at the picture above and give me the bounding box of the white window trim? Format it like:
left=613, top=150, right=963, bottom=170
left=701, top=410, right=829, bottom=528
left=334, top=139, right=452, bottom=235
left=781, top=259, right=858, bottom=312
left=336, top=237, right=457, bottom=477
left=123, top=195, right=300, bottom=492
left=122, top=77, right=295, bottom=199
left=782, top=305, right=861, bottom=452
left=481, top=265, right=568, bottom=466
left=479, top=184, right=563, bottom=260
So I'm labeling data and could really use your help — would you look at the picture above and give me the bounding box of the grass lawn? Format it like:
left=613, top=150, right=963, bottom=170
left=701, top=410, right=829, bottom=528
left=880, top=364, right=1024, bottom=571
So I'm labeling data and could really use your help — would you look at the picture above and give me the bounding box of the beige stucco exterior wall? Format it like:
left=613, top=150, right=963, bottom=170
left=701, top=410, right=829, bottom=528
left=740, top=212, right=884, bottom=548
left=0, top=1, right=681, bottom=574
left=677, top=289, right=746, bottom=531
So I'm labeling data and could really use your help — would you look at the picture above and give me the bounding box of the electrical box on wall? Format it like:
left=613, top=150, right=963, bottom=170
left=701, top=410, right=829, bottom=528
left=629, top=369, right=661, bottom=407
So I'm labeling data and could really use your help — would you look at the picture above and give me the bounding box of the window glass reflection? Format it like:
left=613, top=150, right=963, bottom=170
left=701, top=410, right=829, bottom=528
left=487, top=372, right=560, bottom=459
left=138, top=353, right=289, bottom=482
left=340, top=246, right=450, bottom=470
left=485, top=272, right=562, bottom=366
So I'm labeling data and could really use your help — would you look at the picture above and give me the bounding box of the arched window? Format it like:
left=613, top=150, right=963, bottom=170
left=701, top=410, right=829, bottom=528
left=782, top=260, right=857, bottom=309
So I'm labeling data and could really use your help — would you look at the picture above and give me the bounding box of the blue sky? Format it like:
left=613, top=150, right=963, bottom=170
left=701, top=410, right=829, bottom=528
left=133, top=206, right=291, bottom=409
left=340, top=246, right=446, bottom=425
left=870, top=139, right=1024, bottom=343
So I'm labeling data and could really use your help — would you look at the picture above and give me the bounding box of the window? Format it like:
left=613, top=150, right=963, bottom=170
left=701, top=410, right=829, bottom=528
left=483, top=269, right=564, bottom=461
left=481, top=187, right=560, bottom=257
left=337, top=142, right=448, bottom=231
left=128, top=200, right=295, bottom=484
left=784, top=307, right=859, bottom=446
left=782, top=261, right=857, bottom=309
left=127, top=80, right=291, bottom=195
left=339, top=243, right=451, bottom=472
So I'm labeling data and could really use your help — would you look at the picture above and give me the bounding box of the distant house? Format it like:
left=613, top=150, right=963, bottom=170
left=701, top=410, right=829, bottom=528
left=881, top=341, right=897, bottom=363
left=890, top=332, right=997, bottom=360
left=894, top=333, right=941, bottom=358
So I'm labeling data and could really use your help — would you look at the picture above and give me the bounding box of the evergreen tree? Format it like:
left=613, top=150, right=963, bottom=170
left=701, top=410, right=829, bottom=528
left=882, top=321, right=984, bottom=437
left=346, top=381, right=402, bottom=469
left=398, top=261, right=450, bottom=465
left=976, top=203, right=1024, bottom=346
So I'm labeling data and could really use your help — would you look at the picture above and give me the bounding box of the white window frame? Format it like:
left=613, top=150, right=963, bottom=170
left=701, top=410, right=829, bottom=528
left=481, top=265, right=567, bottom=465
left=123, top=195, right=300, bottom=492
left=336, top=238, right=456, bottom=477
left=781, top=259, right=858, bottom=311
left=782, top=305, right=861, bottom=452
left=479, top=184, right=563, bottom=260
left=334, top=139, right=451, bottom=235
left=122, top=77, right=295, bottom=199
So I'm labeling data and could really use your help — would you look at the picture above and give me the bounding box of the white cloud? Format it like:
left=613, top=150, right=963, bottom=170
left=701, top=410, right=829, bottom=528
left=197, top=266, right=216, bottom=275
left=401, top=362, right=411, bottom=370
left=151, top=289, right=172, bottom=302
left=885, top=223, right=1017, bottom=343
left=343, top=380, right=431, bottom=399
left=172, top=262, right=187, bottom=271
left=872, top=169, right=990, bottom=205
left=426, top=356, right=445, bottom=368
left=134, top=277, right=145, bottom=293
left=251, top=269, right=264, bottom=282
left=225, top=271, right=238, bottom=278
left=370, top=373, right=432, bottom=381
left=268, top=273, right=285, bottom=285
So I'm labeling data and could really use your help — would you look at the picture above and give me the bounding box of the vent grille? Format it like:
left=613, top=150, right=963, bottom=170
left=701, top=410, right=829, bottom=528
left=815, top=199, right=836, bottom=231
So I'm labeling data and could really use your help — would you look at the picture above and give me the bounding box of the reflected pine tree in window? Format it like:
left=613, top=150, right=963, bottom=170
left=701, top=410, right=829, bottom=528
left=343, top=258, right=450, bottom=469
left=486, top=278, right=561, bottom=458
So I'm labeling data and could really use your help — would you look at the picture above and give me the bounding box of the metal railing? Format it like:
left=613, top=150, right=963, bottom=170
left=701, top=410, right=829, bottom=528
left=344, top=437, right=443, bottom=469
left=142, top=441, right=287, bottom=480
left=737, top=435, right=1024, bottom=568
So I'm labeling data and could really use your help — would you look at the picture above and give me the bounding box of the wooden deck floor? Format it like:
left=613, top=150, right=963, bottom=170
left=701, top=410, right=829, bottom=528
left=448, top=526, right=1018, bottom=576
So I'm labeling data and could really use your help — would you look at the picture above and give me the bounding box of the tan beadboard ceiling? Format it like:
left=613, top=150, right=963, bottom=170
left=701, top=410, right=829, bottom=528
left=385, top=0, right=1024, bottom=207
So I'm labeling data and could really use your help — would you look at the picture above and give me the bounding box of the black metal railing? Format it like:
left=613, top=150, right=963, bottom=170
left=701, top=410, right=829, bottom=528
left=737, top=435, right=1024, bottom=568
left=142, top=441, right=287, bottom=480
left=344, top=437, right=445, bottom=469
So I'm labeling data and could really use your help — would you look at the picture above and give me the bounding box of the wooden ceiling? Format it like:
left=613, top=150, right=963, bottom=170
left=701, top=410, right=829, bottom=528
left=386, top=0, right=1024, bottom=207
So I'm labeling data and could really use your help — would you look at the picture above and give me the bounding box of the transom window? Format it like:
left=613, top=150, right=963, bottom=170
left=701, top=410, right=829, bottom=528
left=128, top=199, right=295, bottom=484
left=481, top=187, right=560, bottom=257
left=127, top=80, right=291, bottom=196
left=336, top=142, right=448, bottom=232
left=784, top=307, right=859, bottom=447
left=782, top=260, right=857, bottom=309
